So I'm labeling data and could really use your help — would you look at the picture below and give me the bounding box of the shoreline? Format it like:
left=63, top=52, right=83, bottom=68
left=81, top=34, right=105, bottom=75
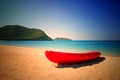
left=0, top=45, right=120, bottom=80
left=0, top=44, right=119, bottom=57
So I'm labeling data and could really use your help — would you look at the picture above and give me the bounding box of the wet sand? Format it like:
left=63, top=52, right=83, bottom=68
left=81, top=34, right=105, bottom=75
left=0, top=45, right=120, bottom=80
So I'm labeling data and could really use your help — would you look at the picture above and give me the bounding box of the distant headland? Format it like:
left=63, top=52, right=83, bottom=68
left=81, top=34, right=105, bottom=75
left=0, top=25, right=52, bottom=40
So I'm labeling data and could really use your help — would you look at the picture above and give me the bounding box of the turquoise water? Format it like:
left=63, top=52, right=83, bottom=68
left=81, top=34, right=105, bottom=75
left=0, top=40, right=120, bottom=56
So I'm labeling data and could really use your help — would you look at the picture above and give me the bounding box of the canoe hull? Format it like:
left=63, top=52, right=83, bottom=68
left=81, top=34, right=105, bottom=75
left=45, top=50, right=101, bottom=64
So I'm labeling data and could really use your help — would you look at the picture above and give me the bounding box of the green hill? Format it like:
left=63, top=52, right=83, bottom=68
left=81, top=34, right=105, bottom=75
left=0, top=25, right=52, bottom=40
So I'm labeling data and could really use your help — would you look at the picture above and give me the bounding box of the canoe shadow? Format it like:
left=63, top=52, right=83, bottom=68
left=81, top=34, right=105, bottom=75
left=55, top=57, right=106, bottom=69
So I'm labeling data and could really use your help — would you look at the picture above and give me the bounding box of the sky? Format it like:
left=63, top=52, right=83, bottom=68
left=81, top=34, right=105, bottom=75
left=0, top=0, right=120, bottom=40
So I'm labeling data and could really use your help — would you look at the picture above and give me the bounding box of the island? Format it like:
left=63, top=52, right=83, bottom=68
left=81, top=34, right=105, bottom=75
left=54, top=37, right=72, bottom=41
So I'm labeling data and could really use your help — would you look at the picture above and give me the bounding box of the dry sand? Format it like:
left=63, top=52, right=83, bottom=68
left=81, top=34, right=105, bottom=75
left=0, top=45, right=120, bottom=80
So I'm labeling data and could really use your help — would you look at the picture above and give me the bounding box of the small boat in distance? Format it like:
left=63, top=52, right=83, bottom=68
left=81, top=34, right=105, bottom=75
left=45, top=50, right=101, bottom=64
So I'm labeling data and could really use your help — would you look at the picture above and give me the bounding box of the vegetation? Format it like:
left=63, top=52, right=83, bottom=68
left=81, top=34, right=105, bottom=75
left=0, top=25, right=52, bottom=40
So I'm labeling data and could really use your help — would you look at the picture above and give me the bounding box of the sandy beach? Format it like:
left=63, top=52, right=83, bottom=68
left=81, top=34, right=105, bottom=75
left=0, top=45, right=120, bottom=80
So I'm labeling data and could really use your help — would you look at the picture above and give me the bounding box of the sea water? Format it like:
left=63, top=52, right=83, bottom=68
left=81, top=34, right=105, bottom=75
left=0, top=40, right=120, bottom=56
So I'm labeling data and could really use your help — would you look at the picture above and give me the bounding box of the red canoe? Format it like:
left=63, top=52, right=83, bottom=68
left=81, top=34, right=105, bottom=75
left=45, top=50, right=101, bottom=64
